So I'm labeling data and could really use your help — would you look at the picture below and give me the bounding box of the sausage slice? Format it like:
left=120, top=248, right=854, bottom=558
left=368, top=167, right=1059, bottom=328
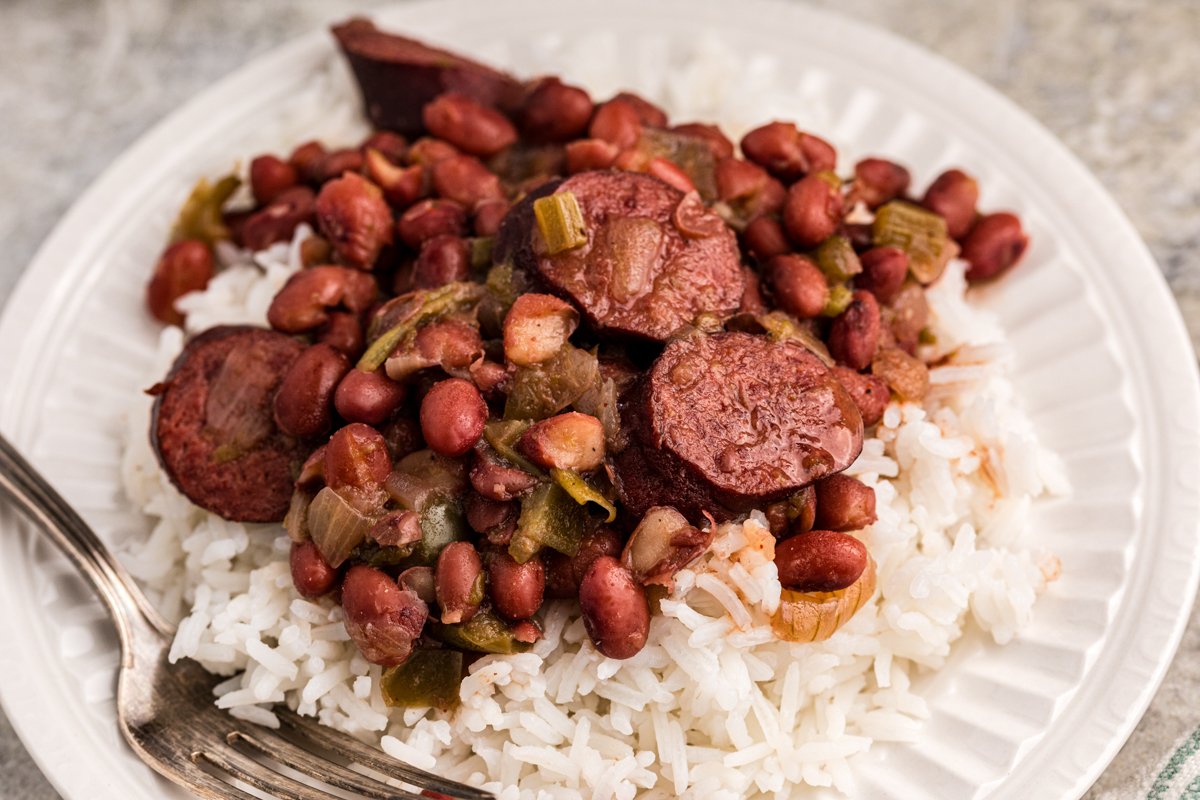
left=332, top=18, right=525, bottom=137
left=151, top=326, right=310, bottom=522
left=493, top=171, right=744, bottom=342
left=613, top=331, right=863, bottom=523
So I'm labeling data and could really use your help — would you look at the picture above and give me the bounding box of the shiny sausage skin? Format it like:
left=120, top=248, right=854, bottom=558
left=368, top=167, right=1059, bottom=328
left=613, top=332, right=864, bottom=524
left=493, top=171, right=744, bottom=343
left=151, top=326, right=310, bottom=522
left=332, top=19, right=524, bottom=137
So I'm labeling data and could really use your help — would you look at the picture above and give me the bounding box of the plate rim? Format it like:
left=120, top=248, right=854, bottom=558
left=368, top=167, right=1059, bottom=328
left=1, top=1, right=1198, bottom=799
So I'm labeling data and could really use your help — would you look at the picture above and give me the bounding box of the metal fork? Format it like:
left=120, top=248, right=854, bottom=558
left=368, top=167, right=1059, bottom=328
left=0, top=433, right=492, bottom=800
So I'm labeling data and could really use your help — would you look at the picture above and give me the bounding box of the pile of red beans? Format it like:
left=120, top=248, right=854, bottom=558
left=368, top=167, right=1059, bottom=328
left=145, top=20, right=1029, bottom=671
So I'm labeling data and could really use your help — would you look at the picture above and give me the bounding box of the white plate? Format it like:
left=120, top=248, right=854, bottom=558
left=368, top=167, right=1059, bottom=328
left=1, top=1, right=1198, bottom=798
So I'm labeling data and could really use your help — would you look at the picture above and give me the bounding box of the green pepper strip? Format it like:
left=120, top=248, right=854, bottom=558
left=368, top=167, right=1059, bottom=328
left=551, top=468, right=617, bottom=523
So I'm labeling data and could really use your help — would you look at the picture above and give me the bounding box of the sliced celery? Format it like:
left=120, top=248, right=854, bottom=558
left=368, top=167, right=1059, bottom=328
left=871, top=201, right=958, bottom=284
left=534, top=192, right=588, bottom=254
left=821, top=285, right=853, bottom=317
left=171, top=174, right=240, bottom=246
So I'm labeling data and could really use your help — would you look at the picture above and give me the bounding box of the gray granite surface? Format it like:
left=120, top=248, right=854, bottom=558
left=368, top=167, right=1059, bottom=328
left=1, top=0, right=1198, bottom=798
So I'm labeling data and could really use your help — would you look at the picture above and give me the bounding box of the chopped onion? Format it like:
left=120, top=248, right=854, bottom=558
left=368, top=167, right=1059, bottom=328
left=771, top=555, right=877, bottom=643
left=307, top=486, right=377, bottom=568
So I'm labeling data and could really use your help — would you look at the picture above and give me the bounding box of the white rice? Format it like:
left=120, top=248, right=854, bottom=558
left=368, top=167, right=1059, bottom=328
left=115, top=33, right=1068, bottom=800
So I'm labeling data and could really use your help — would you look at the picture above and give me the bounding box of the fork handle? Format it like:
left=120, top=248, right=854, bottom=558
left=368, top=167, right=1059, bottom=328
left=0, top=432, right=173, bottom=655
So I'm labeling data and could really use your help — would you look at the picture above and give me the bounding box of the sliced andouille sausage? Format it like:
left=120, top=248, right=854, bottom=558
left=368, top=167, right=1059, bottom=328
left=613, top=331, right=863, bottom=524
left=332, top=18, right=524, bottom=137
left=493, top=171, right=744, bottom=342
left=151, top=326, right=310, bottom=522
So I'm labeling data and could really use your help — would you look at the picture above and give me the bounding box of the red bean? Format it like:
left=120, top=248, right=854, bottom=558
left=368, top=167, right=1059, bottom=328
left=413, top=234, right=471, bottom=289
left=782, top=173, right=844, bottom=248
left=242, top=186, right=317, bottom=252
left=473, top=199, right=510, bottom=237
left=288, top=140, right=326, bottom=185
left=765, top=254, right=828, bottom=319
left=828, top=290, right=881, bottom=371
left=922, top=169, right=979, bottom=240
left=612, top=92, right=668, bottom=127
left=316, top=310, right=365, bottom=361
left=318, top=148, right=365, bottom=183
left=469, top=452, right=539, bottom=502
left=813, top=474, right=877, bottom=532
left=743, top=216, right=792, bottom=262
left=397, top=199, right=468, bottom=249
left=250, top=155, right=299, bottom=206
left=324, top=423, right=392, bottom=508
left=741, top=122, right=835, bottom=182
left=855, top=246, right=908, bottom=304
left=432, top=154, right=505, bottom=208
left=571, top=527, right=625, bottom=590
left=315, top=173, right=394, bottom=270
left=715, top=158, right=786, bottom=221
left=423, top=92, right=518, bottom=157
left=565, top=139, right=620, bottom=173
left=579, top=556, right=650, bottom=659
left=646, top=157, right=696, bottom=194
left=831, top=366, right=890, bottom=427
left=774, top=529, right=868, bottom=592
left=588, top=100, right=642, bottom=150
left=407, top=137, right=461, bottom=167
left=335, top=368, right=408, bottom=425
left=146, top=239, right=213, bottom=326
left=739, top=267, right=770, bottom=315
left=671, top=122, right=734, bottom=159
left=850, top=158, right=910, bottom=209
left=503, top=293, right=579, bottom=366
left=521, top=77, right=594, bottom=143
left=381, top=416, right=426, bottom=463
left=487, top=551, right=545, bottom=621
left=364, top=148, right=427, bottom=209
left=435, top=541, right=484, bottom=624
left=290, top=540, right=339, bottom=598
left=359, top=130, right=408, bottom=164
left=341, top=565, right=427, bottom=666
left=266, top=265, right=378, bottom=334
left=465, top=492, right=518, bottom=537
left=961, top=212, right=1028, bottom=282
left=273, top=343, right=350, bottom=438
left=420, top=378, right=487, bottom=457
left=300, top=235, right=333, bottom=267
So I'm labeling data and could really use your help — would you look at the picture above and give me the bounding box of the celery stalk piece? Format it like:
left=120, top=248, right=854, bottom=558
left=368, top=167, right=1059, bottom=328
left=821, top=284, right=853, bottom=317
left=814, top=234, right=862, bottom=283
left=534, top=192, right=588, bottom=254
left=871, top=201, right=959, bottom=284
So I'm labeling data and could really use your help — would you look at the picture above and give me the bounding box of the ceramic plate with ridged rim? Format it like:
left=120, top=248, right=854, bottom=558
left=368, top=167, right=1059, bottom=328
left=0, top=0, right=1196, bottom=798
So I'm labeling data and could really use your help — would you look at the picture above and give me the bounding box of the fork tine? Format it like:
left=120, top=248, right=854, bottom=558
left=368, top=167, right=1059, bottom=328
left=198, top=743, right=350, bottom=800
left=275, top=708, right=492, bottom=799
left=181, top=760, right=276, bottom=800
left=229, top=729, right=425, bottom=800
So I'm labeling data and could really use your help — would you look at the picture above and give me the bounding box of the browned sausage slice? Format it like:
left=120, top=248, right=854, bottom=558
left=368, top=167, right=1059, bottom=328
left=493, top=171, right=744, bottom=342
left=332, top=18, right=525, bottom=137
left=151, top=326, right=310, bottom=522
left=613, top=331, right=863, bottom=523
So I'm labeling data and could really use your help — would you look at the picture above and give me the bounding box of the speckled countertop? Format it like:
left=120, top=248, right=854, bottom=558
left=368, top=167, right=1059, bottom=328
left=1, top=1, right=1197, bottom=798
